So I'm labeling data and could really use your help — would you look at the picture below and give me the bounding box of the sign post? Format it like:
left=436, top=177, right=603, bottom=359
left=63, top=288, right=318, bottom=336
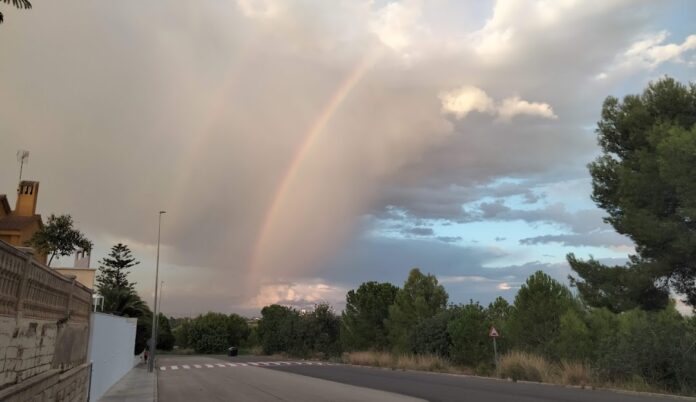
left=489, top=326, right=500, bottom=372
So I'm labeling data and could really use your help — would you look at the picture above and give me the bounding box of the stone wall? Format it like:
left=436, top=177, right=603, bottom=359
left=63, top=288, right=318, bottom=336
left=0, top=363, right=90, bottom=402
left=0, top=240, right=92, bottom=401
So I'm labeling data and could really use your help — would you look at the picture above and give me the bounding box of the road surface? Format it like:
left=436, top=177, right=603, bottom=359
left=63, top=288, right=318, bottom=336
left=157, top=355, right=687, bottom=401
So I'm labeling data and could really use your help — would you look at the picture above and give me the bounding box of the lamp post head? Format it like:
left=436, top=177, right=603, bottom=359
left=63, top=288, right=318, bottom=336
left=159, top=210, right=166, bottom=215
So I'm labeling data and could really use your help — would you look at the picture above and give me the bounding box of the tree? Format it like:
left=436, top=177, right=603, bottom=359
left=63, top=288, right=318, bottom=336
left=568, top=77, right=696, bottom=309
left=96, top=243, right=140, bottom=293
left=100, top=287, right=149, bottom=317
left=448, top=301, right=491, bottom=366
left=172, top=318, right=192, bottom=349
left=506, top=271, right=577, bottom=358
left=387, top=268, right=448, bottom=352
left=188, top=312, right=249, bottom=354
left=27, top=214, right=92, bottom=266
left=341, top=281, right=398, bottom=351
left=157, top=314, right=175, bottom=351
left=257, top=305, right=300, bottom=355
left=302, top=304, right=342, bottom=357
left=409, top=308, right=457, bottom=357
left=1, top=0, right=32, bottom=24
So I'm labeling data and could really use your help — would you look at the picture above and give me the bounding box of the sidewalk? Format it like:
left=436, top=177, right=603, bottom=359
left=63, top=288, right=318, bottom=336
left=98, top=363, right=157, bottom=402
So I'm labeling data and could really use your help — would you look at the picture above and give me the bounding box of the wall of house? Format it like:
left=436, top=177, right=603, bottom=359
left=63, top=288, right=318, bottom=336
left=87, top=313, right=137, bottom=402
left=0, top=240, right=92, bottom=402
left=53, top=269, right=96, bottom=291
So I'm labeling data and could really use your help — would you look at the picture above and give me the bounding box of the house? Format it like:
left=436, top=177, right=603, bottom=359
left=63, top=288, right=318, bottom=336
left=0, top=180, right=47, bottom=264
left=55, top=249, right=98, bottom=290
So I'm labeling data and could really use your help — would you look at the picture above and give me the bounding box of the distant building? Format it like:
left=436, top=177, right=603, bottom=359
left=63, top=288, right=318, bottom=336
left=0, top=180, right=46, bottom=264
left=55, top=249, right=97, bottom=290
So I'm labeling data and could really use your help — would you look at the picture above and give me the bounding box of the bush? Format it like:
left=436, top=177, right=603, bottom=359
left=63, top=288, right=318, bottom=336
left=499, top=351, right=553, bottom=383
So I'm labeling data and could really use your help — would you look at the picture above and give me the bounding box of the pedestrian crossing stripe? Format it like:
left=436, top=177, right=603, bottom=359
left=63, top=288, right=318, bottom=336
left=159, top=361, right=339, bottom=371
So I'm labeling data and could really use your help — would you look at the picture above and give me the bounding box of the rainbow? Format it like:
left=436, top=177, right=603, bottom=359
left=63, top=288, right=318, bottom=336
left=249, top=50, right=379, bottom=274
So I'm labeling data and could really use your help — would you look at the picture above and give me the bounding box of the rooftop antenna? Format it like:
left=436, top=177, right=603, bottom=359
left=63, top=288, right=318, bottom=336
left=16, top=150, right=29, bottom=182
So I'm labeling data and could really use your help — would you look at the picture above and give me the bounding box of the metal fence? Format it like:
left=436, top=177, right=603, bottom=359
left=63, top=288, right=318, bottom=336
left=0, top=240, right=92, bottom=322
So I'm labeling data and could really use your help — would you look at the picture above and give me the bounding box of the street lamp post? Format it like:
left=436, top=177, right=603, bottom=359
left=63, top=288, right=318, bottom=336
left=148, top=211, right=166, bottom=373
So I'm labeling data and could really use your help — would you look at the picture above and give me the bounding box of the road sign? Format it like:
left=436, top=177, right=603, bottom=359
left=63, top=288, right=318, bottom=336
left=489, top=326, right=500, bottom=338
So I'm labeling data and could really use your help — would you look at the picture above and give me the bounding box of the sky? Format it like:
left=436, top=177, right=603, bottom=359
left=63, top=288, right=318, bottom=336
left=1, top=0, right=695, bottom=317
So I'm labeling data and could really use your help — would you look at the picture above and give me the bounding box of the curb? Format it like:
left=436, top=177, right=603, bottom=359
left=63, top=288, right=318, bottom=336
left=340, top=362, right=695, bottom=400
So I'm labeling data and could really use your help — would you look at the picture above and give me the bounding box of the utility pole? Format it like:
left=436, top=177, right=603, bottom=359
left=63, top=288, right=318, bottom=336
left=148, top=211, right=166, bottom=373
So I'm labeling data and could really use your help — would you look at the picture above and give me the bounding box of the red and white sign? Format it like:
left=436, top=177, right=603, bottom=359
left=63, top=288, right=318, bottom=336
left=489, top=326, right=500, bottom=338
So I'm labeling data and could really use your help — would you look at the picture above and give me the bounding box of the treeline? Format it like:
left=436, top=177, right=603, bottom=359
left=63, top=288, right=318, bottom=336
left=172, top=313, right=250, bottom=354
left=167, top=267, right=695, bottom=393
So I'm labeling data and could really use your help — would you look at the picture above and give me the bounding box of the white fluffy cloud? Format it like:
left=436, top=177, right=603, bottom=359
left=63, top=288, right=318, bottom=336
left=439, top=86, right=495, bottom=118
left=497, top=96, right=558, bottom=121
left=248, top=280, right=347, bottom=310
left=440, top=86, right=556, bottom=121
left=599, top=31, right=696, bottom=79
left=370, top=0, right=424, bottom=53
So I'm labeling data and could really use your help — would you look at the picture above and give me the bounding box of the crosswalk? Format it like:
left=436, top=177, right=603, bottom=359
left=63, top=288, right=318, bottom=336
left=159, top=361, right=338, bottom=371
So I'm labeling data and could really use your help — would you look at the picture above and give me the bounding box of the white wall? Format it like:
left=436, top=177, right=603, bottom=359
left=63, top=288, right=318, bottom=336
left=88, top=313, right=138, bottom=402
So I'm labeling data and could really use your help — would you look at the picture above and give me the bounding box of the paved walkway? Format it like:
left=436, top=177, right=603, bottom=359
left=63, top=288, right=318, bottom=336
left=98, top=363, right=157, bottom=402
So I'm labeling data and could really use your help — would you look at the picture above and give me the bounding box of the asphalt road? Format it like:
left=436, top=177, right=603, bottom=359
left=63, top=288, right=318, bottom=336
left=156, top=355, right=424, bottom=402
left=157, top=355, right=689, bottom=402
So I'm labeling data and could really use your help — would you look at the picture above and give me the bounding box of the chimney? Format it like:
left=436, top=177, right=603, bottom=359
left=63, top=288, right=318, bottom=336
left=15, top=181, right=39, bottom=216
left=74, top=249, right=91, bottom=268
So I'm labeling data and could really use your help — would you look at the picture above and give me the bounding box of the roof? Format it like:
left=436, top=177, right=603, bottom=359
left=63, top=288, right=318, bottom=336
left=0, top=195, right=10, bottom=215
left=0, top=214, right=43, bottom=231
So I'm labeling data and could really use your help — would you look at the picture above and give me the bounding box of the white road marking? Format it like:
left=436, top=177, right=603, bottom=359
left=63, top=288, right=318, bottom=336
left=159, top=360, right=337, bottom=370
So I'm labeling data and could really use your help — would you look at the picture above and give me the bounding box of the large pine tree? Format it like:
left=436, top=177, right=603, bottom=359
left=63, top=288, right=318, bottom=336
left=96, top=243, right=140, bottom=292
left=568, top=77, right=696, bottom=310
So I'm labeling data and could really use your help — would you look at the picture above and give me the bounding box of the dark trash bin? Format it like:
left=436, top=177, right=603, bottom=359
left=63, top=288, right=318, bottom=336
left=228, top=346, right=238, bottom=357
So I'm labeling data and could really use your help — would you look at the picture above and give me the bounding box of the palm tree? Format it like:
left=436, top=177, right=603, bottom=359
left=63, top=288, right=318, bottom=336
left=100, top=287, right=151, bottom=318
left=1, top=0, right=32, bottom=24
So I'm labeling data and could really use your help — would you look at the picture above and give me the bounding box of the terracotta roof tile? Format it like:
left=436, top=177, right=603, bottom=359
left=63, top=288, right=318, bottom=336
left=0, top=214, right=42, bottom=231
left=0, top=195, right=10, bottom=215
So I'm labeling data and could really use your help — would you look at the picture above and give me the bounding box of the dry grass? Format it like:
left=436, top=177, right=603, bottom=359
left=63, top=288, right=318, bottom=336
left=342, top=351, right=456, bottom=373
left=560, top=361, right=592, bottom=386
left=498, top=351, right=555, bottom=382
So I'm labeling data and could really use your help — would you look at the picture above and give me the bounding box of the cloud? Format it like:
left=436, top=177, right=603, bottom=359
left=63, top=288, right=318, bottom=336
left=247, top=280, right=348, bottom=311
left=436, top=236, right=462, bottom=243
left=598, top=31, right=696, bottom=79
left=439, top=86, right=495, bottom=118
left=370, top=0, right=424, bottom=53
left=0, top=0, right=683, bottom=315
left=497, top=96, right=557, bottom=120
left=519, top=231, right=632, bottom=248
left=403, top=227, right=435, bottom=236
left=440, top=86, right=556, bottom=121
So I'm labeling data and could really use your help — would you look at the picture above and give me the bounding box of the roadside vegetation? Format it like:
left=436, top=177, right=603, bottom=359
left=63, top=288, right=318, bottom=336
left=166, top=78, right=696, bottom=396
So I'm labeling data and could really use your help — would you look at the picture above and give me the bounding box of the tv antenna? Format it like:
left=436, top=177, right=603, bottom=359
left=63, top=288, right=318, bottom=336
left=16, top=150, right=29, bottom=182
